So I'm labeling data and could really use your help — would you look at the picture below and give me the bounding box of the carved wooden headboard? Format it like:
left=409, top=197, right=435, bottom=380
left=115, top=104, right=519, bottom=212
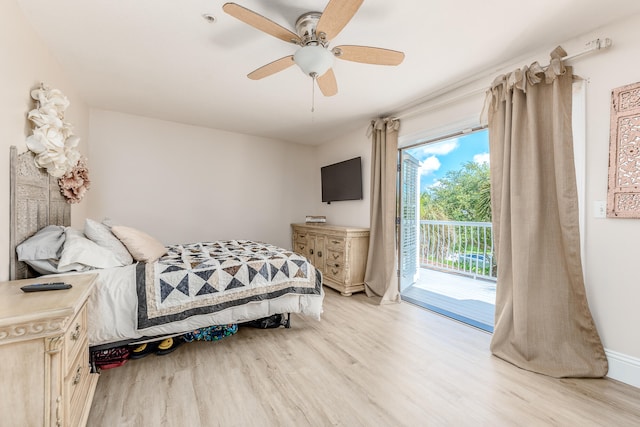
left=9, top=146, right=70, bottom=280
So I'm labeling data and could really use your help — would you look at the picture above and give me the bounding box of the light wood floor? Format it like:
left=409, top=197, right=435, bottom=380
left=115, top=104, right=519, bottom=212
left=87, top=288, right=640, bottom=426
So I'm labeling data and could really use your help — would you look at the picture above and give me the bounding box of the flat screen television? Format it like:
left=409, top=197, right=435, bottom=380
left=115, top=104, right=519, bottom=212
left=321, top=157, right=363, bottom=203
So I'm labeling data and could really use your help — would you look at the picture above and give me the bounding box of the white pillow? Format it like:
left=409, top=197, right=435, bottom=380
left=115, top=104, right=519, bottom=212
left=16, top=225, right=65, bottom=261
left=22, top=259, right=61, bottom=275
left=58, top=228, right=124, bottom=271
left=102, top=217, right=117, bottom=228
left=111, top=225, right=167, bottom=262
left=84, top=218, right=133, bottom=265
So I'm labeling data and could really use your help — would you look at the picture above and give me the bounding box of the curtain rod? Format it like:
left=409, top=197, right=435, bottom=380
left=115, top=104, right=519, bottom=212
left=396, top=38, right=612, bottom=120
left=560, top=37, right=612, bottom=63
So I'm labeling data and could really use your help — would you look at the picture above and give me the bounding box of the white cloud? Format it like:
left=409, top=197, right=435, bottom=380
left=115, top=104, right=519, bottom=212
left=414, top=138, right=459, bottom=157
left=474, top=152, right=490, bottom=165
left=420, top=156, right=441, bottom=175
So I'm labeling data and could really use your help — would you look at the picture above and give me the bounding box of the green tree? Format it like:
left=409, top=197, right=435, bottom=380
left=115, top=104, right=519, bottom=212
left=420, top=192, right=448, bottom=220
left=422, top=161, right=491, bottom=222
left=475, top=178, right=492, bottom=222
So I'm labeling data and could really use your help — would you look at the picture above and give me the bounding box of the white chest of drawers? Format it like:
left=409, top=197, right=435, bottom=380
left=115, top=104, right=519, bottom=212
left=0, top=274, right=98, bottom=426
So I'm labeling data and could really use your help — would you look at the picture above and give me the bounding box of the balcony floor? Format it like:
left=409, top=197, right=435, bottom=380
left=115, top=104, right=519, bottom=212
left=401, top=267, right=496, bottom=332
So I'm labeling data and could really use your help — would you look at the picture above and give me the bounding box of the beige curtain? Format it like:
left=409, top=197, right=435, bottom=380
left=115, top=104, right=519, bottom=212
left=485, top=47, right=607, bottom=377
left=364, top=117, right=400, bottom=304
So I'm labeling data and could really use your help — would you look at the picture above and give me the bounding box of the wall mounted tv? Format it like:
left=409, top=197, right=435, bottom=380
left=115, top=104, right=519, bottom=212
left=321, top=157, right=363, bottom=203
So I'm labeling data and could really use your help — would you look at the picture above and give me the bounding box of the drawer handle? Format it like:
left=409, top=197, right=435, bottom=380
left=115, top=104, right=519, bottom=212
left=309, top=249, right=314, bottom=255
left=332, top=253, right=340, bottom=259
left=73, top=366, right=82, bottom=385
left=297, top=245, right=305, bottom=251
left=317, top=251, right=323, bottom=258
left=332, top=263, right=340, bottom=268
left=331, top=240, right=340, bottom=244
left=331, top=268, right=339, bottom=275
left=70, top=323, right=81, bottom=341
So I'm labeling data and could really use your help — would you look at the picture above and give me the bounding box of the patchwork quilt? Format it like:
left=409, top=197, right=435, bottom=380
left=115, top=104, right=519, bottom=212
left=136, top=240, right=322, bottom=328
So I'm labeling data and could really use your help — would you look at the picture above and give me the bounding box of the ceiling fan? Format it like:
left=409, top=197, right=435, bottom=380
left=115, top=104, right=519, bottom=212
left=222, top=0, right=405, bottom=97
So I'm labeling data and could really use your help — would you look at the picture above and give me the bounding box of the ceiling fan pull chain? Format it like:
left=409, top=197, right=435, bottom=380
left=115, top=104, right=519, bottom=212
left=311, top=72, right=317, bottom=115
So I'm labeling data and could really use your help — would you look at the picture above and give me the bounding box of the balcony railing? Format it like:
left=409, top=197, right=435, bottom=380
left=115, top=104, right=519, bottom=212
left=420, top=220, right=496, bottom=281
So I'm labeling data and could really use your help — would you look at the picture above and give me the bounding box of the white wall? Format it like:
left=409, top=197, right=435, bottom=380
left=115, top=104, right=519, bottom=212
left=312, top=124, right=372, bottom=228
left=0, top=0, right=90, bottom=281
left=88, top=110, right=316, bottom=250
left=316, top=13, right=640, bottom=386
left=576, top=16, right=640, bottom=380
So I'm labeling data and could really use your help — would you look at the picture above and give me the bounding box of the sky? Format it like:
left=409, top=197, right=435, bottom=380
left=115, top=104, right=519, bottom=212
left=405, top=129, right=489, bottom=191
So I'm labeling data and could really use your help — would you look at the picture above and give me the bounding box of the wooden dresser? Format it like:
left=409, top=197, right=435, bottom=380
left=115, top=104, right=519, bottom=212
left=0, top=274, right=98, bottom=427
left=291, top=223, right=369, bottom=296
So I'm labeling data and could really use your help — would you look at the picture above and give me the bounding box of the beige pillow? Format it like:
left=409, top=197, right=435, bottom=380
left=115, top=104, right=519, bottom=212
left=111, top=225, right=167, bottom=262
left=84, top=219, right=134, bottom=265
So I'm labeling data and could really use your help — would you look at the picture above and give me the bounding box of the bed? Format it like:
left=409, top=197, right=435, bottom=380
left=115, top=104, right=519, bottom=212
left=9, top=146, right=324, bottom=349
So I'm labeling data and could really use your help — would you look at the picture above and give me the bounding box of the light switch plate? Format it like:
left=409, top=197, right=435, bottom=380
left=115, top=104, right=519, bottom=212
left=594, top=201, right=607, bottom=218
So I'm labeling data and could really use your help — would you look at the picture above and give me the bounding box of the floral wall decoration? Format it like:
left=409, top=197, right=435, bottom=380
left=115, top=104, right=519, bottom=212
left=607, top=81, right=640, bottom=218
left=59, top=157, right=90, bottom=204
left=25, top=83, right=90, bottom=203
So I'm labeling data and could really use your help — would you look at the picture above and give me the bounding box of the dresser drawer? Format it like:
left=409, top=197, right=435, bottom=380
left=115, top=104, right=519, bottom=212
left=326, top=236, right=345, bottom=250
left=66, top=338, right=91, bottom=426
left=64, top=304, right=88, bottom=368
left=69, top=368, right=92, bottom=427
left=326, top=250, right=344, bottom=265
left=294, top=231, right=309, bottom=243
left=293, top=240, right=309, bottom=256
left=325, top=263, right=345, bottom=282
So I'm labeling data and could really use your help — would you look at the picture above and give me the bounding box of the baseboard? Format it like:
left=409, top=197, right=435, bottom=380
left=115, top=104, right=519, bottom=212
left=605, top=349, right=640, bottom=389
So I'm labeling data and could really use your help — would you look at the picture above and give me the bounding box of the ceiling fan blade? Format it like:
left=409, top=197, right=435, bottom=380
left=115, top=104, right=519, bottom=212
left=333, top=45, right=405, bottom=66
left=223, top=3, right=301, bottom=44
left=247, top=56, right=295, bottom=80
left=316, top=0, right=364, bottom=40
left=317, top=68, right=338, bottom=97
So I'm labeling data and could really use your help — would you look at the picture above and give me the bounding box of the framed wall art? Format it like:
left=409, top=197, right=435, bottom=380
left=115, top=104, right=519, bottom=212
left=607, top=81, right=640, bottom=218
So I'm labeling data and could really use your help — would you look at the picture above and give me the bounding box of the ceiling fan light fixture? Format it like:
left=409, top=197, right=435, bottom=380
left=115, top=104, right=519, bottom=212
left=293, top=45, right=334, bottom=77
left=224, top=0, right=405, bottom=98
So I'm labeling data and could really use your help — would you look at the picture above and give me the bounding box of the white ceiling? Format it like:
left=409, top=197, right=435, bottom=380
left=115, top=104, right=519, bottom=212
left=16, top=0, right=640, bottom=145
